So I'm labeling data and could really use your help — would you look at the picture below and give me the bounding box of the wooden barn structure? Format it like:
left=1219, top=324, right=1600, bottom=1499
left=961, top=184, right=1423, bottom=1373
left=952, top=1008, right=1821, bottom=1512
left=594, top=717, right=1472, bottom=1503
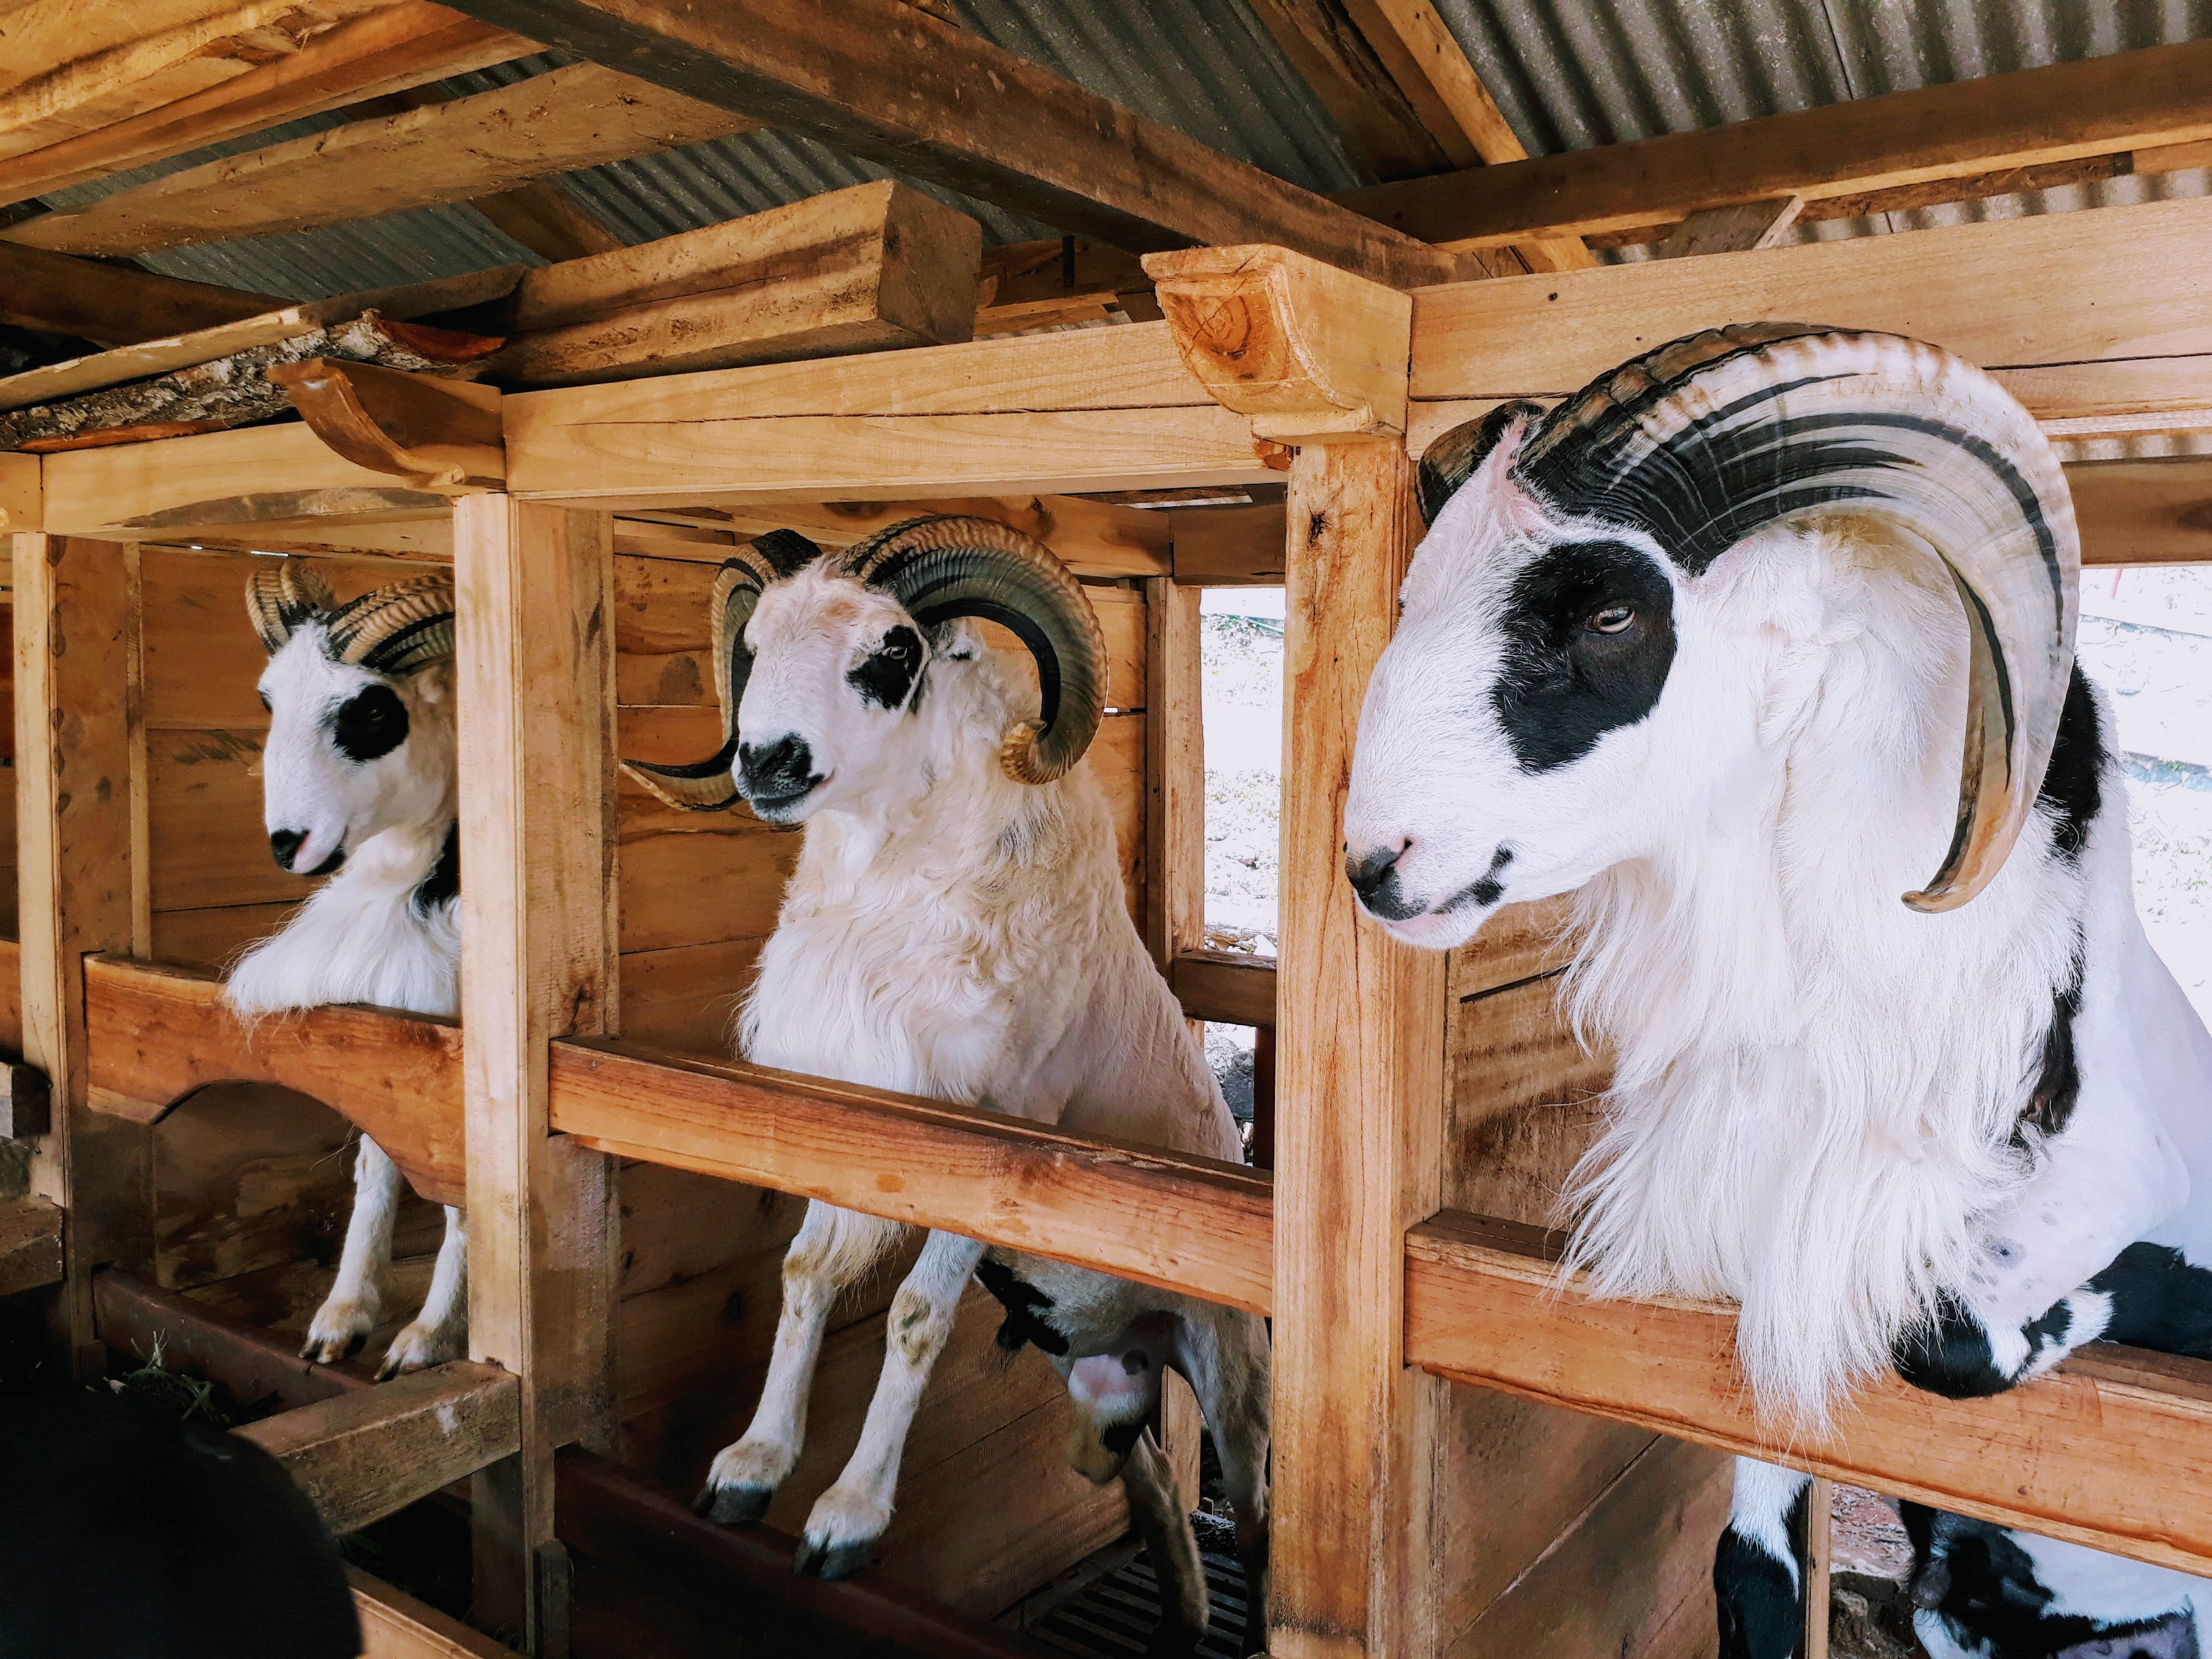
left=1, top=5, right=2209, bottom=1657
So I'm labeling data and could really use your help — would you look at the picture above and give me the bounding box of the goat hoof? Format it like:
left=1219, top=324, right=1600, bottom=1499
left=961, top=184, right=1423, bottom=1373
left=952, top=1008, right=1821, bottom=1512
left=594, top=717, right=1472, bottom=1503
left=697, top=1482, right=775, bottom=1525
left=794, top=1535, right=875, bottom=1581
left=376, top=1319, right=464, bottom=1380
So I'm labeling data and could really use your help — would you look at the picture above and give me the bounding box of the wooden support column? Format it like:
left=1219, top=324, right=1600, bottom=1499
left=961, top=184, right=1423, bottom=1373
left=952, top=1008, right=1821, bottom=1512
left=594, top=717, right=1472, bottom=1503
left=14, top=532, right=145, bottom=1375
left=1148, top=245, right=1445, bottom=1659
left=454, top=497, right=621, bottom=1651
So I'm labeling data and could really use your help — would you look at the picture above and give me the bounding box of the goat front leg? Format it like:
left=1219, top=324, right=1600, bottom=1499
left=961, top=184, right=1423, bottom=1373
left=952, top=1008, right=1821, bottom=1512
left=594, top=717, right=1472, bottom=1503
left=1177, top=1307, right=1271, bottom=1656
left=1120, top=1427, right=1208, bottom=1654
left=1715, top=1460, right=1813, bottom=1659
left=302, top=1134, right=402, bottom=1364
left=377, top=1204, right=468, bottom=1379
left=698, top=1202, right=905, bottom=1525
left=796, top=1228, right=986, bottom=1579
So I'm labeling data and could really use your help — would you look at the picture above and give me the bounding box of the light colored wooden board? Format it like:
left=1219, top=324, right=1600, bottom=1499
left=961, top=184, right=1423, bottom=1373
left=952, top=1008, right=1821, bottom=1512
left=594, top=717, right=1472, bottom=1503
left=1168, top=502, right=1284, bottom=586
left=354, top=1568, right=525, bottom=1659
left=150, top=1081, right=355, bottom=1290
left=0, top=0, right=294, bottom=101
left=1141, top=576, right=1201, bottom=974
left=616, top=938, right=762, bottom=1057
left=1169, top=950, right=1275, bottom=1027
left=0, top=451, right=40, bottom=532
left=2069, top=460, right=2212, bottom=567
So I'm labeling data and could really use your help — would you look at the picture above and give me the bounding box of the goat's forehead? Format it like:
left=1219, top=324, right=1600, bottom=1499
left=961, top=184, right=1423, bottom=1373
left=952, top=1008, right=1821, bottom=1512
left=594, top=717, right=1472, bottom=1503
left=749, top=570, right=908, bottom=651
left=1407, top=500, right=1673, bottom=618
left=260, top=629, right=381, bottom=701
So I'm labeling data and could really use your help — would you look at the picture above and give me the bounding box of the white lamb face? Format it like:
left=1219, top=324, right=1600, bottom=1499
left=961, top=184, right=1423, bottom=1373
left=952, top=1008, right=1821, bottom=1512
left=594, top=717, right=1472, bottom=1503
left=257, top=626, right=455, bottom=875
left=732, top=566, right=933, bottom=824
left=1344, top=423, right=1746, bottom=949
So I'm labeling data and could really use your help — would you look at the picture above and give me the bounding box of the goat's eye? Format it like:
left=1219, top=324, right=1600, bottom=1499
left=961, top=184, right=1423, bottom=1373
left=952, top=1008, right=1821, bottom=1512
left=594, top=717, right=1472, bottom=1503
left=331, top=684, right=409, bottom=763
left=1586, top=604, right=1635, bottom=635
left=258, top=690, right=272, bottom=712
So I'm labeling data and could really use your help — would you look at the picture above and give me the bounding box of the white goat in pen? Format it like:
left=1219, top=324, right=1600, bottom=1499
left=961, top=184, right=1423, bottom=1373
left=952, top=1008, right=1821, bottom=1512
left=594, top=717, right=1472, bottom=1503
left=1341, top=325, right=2212, bottom=1659
left=624, top=517, right=1270, bottom=1650
left=224, top=564, right=464, bottom=1379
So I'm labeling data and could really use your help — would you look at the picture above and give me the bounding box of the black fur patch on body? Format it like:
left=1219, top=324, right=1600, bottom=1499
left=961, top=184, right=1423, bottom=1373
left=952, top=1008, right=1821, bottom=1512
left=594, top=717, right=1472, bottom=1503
left=1715, top=1481, right=1812, bottom=1659
left=847, top=625, right=925, bottom=711
left=973, top=1258, right=1067, bottom=1356
left=1492, top=541, right=1677, bottom=772
left=330, top=683, right=408, bottom=762
left=2016, top=670, right=2104, bottom=1143
left=412, top=823, right=459, bottom=917
left=1894, top=1292, right=2071, bottom=1399
left=2088, top=1242, right=2212, bottom=1357
left=2020, top=946, right=2084, bottom=1145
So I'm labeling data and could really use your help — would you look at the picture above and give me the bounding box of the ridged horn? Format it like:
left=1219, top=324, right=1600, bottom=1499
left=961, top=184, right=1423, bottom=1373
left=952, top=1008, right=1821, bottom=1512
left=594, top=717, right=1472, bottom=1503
left=836, top=515, right=1105, bottom=785
left=322, top=572, right=456, bottom=676
left=244, top=561, right=337, bottom=653
left=620, top=529, right=821, bottom=812
left=1417, top=400, right=1544, bottom=526
left=1496, top=323, right=2078, bottom=912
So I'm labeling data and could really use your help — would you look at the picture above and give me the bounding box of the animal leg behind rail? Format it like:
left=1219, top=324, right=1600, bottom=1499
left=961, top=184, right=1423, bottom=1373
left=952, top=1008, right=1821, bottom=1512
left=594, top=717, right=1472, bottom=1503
left=378, top=1204, right=469, bottom=1379
left=302, top=1134, right=403, bottom=1365
left=1176, top=1305, right=1271, bottom=1656
left=1716, top=1460, right=1813, bottom=1659
left=1120, top=1426, right=1209, bottom=1652
left=796, top=1228, right=987, bottom=1580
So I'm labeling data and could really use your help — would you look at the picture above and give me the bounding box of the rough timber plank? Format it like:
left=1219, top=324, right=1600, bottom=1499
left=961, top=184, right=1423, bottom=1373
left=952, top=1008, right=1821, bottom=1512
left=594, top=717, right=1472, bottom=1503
left=0, top=244, right=280, bottom=347
left=0, top=3, right=537, bottom=206
left=80, top=955, right=465, bottom=1205
left=236, top=1361, right=520, bottom=1534
left=0, top=1196, right=64, bottom=1296
left=1344, top=40, right=2212, bottom=250
left=434, top=0, right=1458, bottom=287
left=354, top=1570, right=525, bottom=1659
left=4, top=62, right=757, bottom=256
left=1406, top=1210, right=2212, bottom=1578
left=2068, top=461, right=2212, bottom=567
left=0, top=0, right=296, bottom=102
left=548, top=1038, right=1273, bottom=1315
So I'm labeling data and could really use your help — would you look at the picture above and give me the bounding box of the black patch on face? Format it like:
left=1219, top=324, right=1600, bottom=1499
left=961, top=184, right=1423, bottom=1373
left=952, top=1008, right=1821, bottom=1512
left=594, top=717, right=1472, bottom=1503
left=973, top=1258, right=1067, bottom=1357
left=1893, top=1293, right=2072, bottom=1398
left=1900, top=1505, right=2180, bottom=1658
left=2088, top=1242, right=2212, bottom=1357
left=1443, top=846, right=1513, bottom=915
left=411, top=821, right=459, bottom=918
left=2019, top=934, right=2083, bottom=1145
left=330, top=683, right=408, bottom=763
left=1713, top=1479, right=1810, bottom=1659
left=2038, top=665, right=2104, bottom=864
left=1492, top=541, right=1677, bottom=772
left=846, top=624, right=924, bottom=711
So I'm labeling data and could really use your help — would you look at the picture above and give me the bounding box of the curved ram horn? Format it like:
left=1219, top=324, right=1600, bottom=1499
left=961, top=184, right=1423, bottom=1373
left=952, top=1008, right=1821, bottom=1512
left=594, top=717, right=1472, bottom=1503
left=1514, top=322, right=2078, bottom=912
left=620, top=529, right=821, bottom=812
left=244, top=561, right=337, bottom=653
left=836, top=515, right=1105, bottom=785
left=323, top=572, right=457, bottom=677
left=1417, top=400, right=1545, bottom=527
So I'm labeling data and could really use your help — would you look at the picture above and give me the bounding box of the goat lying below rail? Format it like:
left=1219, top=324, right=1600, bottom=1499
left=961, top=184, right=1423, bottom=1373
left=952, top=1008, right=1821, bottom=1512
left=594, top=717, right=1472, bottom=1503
left=1345, top=325, right=2212, bottom=1659
left=626, top=517, right=1270, bottom=1653
left=225, top=564, right=464, bottom=1380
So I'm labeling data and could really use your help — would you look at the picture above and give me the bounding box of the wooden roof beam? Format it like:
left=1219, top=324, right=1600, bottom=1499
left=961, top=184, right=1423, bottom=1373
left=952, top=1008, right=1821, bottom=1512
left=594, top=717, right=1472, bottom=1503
left=431, top=0, right=1459, bottom=288
left=0, top=242, right=282, bottom=344
left=1343, top=38, right=2212, bottom=251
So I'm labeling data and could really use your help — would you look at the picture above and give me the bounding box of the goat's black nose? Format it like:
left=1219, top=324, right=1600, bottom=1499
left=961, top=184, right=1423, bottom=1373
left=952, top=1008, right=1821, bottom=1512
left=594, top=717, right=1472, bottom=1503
left=738, top=734, right=819, bottom=802
left=1344, top=841, right=1406, bottom=905
left=269, top=828, right=304, bottom=871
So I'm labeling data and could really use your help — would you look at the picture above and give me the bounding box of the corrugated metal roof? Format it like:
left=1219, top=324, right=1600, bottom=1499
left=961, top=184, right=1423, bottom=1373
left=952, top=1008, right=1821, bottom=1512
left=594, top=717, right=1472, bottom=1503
left=21, top=1, right=2212, bottom=300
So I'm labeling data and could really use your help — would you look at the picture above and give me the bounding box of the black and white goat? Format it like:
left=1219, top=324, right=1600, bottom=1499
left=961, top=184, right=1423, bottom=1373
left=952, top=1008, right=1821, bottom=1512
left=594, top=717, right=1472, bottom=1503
left=626, top=518, right=1270, bottom=1649
left=1341, top=325, right=2212, bottom=1657
left=225, top=564, right=462, bottom=1379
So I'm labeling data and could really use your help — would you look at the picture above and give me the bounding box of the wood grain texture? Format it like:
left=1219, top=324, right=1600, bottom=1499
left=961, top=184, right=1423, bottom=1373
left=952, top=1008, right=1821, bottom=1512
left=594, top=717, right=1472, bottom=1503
left=1141, top=577, right=1202, bottom=971
left=1272, top=440, right=1447, bottom=1659
left=81, top=954, right=464, bottom=1201
left=354, top=1569, right=525, bottom=1659
left=711, top=493, right=1174, bottom=581
left=150, top=1083, right=355, bottom=1290
left=1168, top=502, right=1286, bottom=586
left=1344, top=40, right=2212, bottom=249
left=0, top=1195, right=63, bottom=1296
left=1240, top=0, right=1457, bottom=181
left=1407, top=1210, right=2212, bottom=1576
left=435, top=0, right=1457, bottom=287
left=1169, top=949, right=1276, bottom=1027
left=0, top=243, right=279, bottom=347
left=548, top=1037, right=1273, bottom=1314
left=2069, top=460, right=2212, bottom=567
left=236, top=1359, right=520, bottom=1534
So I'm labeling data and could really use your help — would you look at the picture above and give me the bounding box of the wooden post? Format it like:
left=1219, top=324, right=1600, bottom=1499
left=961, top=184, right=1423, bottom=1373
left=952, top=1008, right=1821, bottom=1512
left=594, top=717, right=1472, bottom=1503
left=454, top=497, right=621, bottom=1651
left=14, top=532, right=145, bottom=1376
left=1147, top=245, right=1444, bottom=1659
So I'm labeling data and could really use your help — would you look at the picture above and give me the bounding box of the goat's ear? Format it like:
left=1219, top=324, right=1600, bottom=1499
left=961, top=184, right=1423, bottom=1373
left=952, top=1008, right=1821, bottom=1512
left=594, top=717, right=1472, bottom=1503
left=1416, top=401, right=1544, bottom=527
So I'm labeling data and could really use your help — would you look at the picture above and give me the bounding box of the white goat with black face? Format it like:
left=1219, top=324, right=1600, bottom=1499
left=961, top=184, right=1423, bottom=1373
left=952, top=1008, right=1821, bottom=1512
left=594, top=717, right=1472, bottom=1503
left=627, top=518, right=1270, bottom=1651
left=1344, top=326, right=2212, bottom=1659
left=224, top=564, right=464, bottom=1379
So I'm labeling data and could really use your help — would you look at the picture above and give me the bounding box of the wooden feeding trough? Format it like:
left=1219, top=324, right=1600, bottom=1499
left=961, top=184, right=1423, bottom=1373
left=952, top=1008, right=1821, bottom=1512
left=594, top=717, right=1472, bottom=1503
left=2, top=8, right=2211, bottom=1659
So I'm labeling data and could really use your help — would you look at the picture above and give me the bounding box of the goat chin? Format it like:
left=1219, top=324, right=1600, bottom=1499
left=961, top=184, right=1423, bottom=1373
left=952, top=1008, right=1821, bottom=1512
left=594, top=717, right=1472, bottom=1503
left=1553, top=528, right=2094, bottom=1428
left=223, top=821, right=459, bottom=1021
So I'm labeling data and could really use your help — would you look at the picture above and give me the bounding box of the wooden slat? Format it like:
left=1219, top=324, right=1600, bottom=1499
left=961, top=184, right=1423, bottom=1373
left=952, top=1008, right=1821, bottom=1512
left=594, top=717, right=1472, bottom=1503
left=236, top=1361, right=520, bottom=1534
left=1169, top=948, right=1277, bottom=1027
left=80, top=954, right=465, bottom=1206
left=0, top=243, right=280, bottom=347
left=1142, top=579, right=1202, bottom=973
left=354, top=1570, right=525, bottom=1659
left=93, top=1267, right=378, bottom=1408
left=0, top=1195, right=64, bottom=1296
left=5, top=62, right=758, bottom=256
left=0, top=0, right=289, bottom=102
left=1406, top=1210, right=2212, bottom=1577
left=0, top=3, right=536, bottom=206
left=2069, top=461, right=2212, bottom=567
left=547, top=1037, right=1273, bottom=1316
left=1167, top=502, right=1287, bottom=585
left=1344, top=39, right=2212, bottom=250
left=435, top=0, right=1457, bottom=288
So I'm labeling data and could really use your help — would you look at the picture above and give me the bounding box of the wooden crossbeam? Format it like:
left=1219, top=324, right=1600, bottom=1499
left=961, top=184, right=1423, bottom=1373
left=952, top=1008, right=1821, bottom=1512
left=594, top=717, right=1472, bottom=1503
left=0, top=3, right=537, bottom=207
left=0, top=243, right=281, bottom=346
left=1407, top=1211, right=2212, bottom=1577
left=236, top=1361, right=520, bottom=1535
left=0, top=1196, right=64, bottom=1297
left=5, top=62, right=758, bottom=257
left=353, top=1571, right=525, bottom=1659
left=434, top=0, right=1458, bottom=287
left=708, top=494, right=1172, bottom=580
left=1242, top=0, right=1464, bottom=182
left=1169, top=949, right=1278, bottom=1027
left=547, top=1037, right=1274, bottom=1315
left=1343, top=39, right=2212, bottom=251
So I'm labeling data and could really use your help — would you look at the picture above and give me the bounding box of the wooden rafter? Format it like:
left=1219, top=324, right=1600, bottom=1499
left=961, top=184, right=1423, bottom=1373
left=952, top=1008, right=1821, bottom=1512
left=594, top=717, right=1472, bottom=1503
left=0, top=242, right=281, bottom=344
left=4, top=61, right=756, bottom=256
left=1240, top=0, right=1461, bottom=181
left=432, top=0, right=1459, bottom=287
left=1343, top=38, right=2212, bottom=251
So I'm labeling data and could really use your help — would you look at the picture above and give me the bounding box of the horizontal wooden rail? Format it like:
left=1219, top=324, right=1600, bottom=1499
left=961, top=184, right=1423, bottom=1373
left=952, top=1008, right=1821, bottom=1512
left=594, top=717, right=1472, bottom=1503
left=1406, top=1210, right=2212, bottom=1576
left=0, top=1197, right=64, bottom=1298
left=237, top=1361, right=520, bottom=1536
left=94, top=1268, right=378, bottom=1409
left=353, top=1570, right=524, bottom=1659
left=83, top=955, right=465, bottom=1206
left=1170, top=948, right=1277, bottom=1027
left=548, top=1037, right=1273, bottom=1314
